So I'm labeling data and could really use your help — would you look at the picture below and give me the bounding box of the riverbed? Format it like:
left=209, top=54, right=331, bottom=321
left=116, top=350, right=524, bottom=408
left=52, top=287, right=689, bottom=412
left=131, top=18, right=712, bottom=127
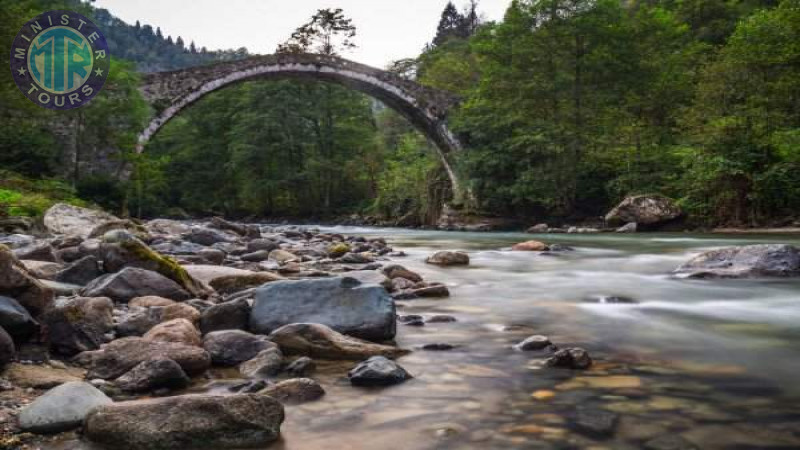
left=277, top=227, right=800, bottom=449
left=46, top=228, right=800, bottom=449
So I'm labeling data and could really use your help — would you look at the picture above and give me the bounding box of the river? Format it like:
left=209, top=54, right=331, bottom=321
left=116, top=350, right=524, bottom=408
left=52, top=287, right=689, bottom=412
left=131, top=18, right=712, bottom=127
left=48, top=227, right=800, bottom=449
left=276, top=227, right=800, bottom=449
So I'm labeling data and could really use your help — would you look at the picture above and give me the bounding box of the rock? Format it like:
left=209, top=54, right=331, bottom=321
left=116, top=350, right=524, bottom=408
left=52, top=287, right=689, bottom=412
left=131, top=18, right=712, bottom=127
left=0, top=295, right=38, bottom=338
left=0, top=233, right=34, bottom=249
left=584, top=295, right=638, bottom=304
left=198, top=248, right=226, bottom=264
left=53, top=255, right=102, bottom=286
left=199, top=299, right=250, bottom=334
left=144, top=319, right=202, bottom=347
left=573, top=408, right=618, bottom=438
left=209, top=217, right=248, bottom=236
left=426, top=251, right=470, bottom=266
left=88, top=219, right=149, bottom=241
left=348, top=356, right=412, bottom=387
left=644, top=435, right=699, bottom=450
left=545, top=348, right=593, bottom=370
left=79, top=337, right=211, bottom=380
left=129, top=296, right=175, bottom=308
left=526, top=223, right=549, bottom=233
left=344, top=270, right=392, bottom=289
left=514, top=335, right=552, bottom=351
left=115, top=308, right=162, bottom=337
left=209, top=271, right=283, bottom=295
left=268, top=249, right=298, bottom=263
left=100, top=231, right=207, bottom=298
left=269, top=323, right=407, bottom=360
left=21, top=260, right=62, bottom=280
left=0, top=326, right=14, bottom=368
left=40, top=279, right=81, bottom=296
left=3, top=362, right=85, bottom=388
left=420, top=343, right=456, bottom=351
left=44, top=297, right=114, bottom=356
left=260, top=378, right=324, bottom=404
left=512, top=240, right=549, bottom=251
left=339, top=252, right=375, bottom=264
left=43, top=203, right=118, bottom=238
left=145, top=219, right=190, bottom=236
left=251, top=277, right=396, bottom=341
left=203, top=330, right=275, bottom=366
left=286, top=357, right=316, bottom=377
left=328, top=242, right=351, bottom=258
left=19, top=381, right=112, bottom=433
left=549, top=244, right=574, bottom=252
left=183, top=227, right=236, bottom=246
left=391, top=277, right=416, bottom=291
left=246, top=239, right=278, bottom=253
left=674, top=244, right=800, bottom=278
left=411, top=284, right=450, bottom=298
left=82, top=267, right=191, bottom=303
left=115, top=358, right=190, bottom=393
left=85, top=394, right=284, bottom=450
left=240, top=250, right=271, bottom=262
left=426, top=315, right=457, bottom=323
left=160, top=303, right=200, bottom=324
left=605, top=195, right=682, bottom=227
left=382, top=265, right=423, bottom=282
left=239, top=348, right=283, bottom=378
left=616, top=222, right=638, bottom=233
left=0, top=244, right=54, bottom=316
left=15, top=243, right=58, bottom=262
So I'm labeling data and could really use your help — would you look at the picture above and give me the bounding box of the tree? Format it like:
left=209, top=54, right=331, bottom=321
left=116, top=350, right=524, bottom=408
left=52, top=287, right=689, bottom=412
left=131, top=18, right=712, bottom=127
left=276, top=8, right=356, bottom=56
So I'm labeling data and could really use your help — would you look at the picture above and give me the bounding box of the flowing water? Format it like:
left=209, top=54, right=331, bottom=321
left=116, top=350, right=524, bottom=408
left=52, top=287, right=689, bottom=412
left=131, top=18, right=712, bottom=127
left=50, top=228, right=800, bottom=449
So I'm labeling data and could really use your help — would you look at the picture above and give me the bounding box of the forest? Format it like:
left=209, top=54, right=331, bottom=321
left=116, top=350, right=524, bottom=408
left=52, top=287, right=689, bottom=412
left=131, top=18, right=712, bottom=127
left=1, top=0, right=799, bottom=228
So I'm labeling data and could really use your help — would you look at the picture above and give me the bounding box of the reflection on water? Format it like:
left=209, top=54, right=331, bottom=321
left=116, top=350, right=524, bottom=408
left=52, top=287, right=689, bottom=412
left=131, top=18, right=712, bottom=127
left=50, top=228, right=800, bottom=449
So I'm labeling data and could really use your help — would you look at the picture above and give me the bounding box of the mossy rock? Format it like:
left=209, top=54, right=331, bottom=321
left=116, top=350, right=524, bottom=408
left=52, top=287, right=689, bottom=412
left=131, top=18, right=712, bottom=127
left=328, top=243, right=351, bottom=258
left=102, top=231, right=209, bottom=298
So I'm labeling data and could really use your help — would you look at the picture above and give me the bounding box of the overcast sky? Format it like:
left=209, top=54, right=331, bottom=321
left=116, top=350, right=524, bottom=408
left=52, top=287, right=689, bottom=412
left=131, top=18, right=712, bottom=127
left=92, top=0, right=511, bottom=68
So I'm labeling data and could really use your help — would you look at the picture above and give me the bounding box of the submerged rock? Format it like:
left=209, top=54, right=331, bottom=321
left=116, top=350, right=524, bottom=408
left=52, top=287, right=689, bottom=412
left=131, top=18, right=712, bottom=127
left=269, top=323, right=407, bottom=360
left=19, top=381, right=112, bottom=433
left=348, top=356, right=412, bottom=387
left=260, top=378, right=324, bottom=404
left=251, top=277, right=396, bottom=341
left=674, top=244, right=800, bottom=278
left=545, top=348, right=593, bottom=370
left=514, top=335, right=552, bottom=351
left=85, top=394, right=284, bottom=450
left=573, top=408, right=618, bottom=438
left=512, top=240, right=549, bottom=251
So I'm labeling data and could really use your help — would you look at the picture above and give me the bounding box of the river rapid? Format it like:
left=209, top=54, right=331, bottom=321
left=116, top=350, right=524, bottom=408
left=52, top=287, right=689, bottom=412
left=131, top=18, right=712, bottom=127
left=276, top=227, right=800, bottom=449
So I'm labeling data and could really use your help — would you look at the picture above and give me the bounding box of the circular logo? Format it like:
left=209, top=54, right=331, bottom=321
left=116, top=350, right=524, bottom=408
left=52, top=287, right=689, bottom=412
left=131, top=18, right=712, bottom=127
left=9, top=10, right=110, bottom=110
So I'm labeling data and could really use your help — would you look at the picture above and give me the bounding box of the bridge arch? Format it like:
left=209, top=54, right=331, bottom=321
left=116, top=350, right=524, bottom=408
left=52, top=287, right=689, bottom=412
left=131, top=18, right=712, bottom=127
left=136, top=53, right=464, bottom=200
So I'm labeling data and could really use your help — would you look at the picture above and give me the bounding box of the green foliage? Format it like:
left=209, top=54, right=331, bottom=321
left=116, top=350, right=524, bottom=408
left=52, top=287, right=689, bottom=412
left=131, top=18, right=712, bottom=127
left=0, top=171, right=86, bottom=217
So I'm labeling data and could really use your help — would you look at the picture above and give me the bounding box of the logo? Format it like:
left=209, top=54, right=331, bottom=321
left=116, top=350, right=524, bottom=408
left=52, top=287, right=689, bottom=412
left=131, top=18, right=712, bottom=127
left=9, top=10, right=110, bottom=110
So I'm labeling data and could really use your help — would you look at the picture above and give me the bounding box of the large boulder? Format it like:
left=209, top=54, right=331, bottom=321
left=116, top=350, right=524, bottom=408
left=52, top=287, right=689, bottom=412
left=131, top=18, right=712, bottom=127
left=0, top=295, right=38, bottom=339
left=43, top=203, right=117, bottom=238
left=44, top=296, right=114, bottom=356
left=115, top=358, right=190, bottom=393
left=82, top=267, right=191, bottom=303
left=605, top=195, right=683, bottom=227
left=78, top=337, right=211, bottom=380
left=100, top=231, right=207, bottom=298
left=674, top=244, right=800, bottom=278
left=18, top=381, right=111, bottom=433
left=85, top=394, right=284, bottom=450
left=0, top=244, right=54, bottom=316
left=268, top=323, right=407, bottom=361
left=0, top=326, right=14, bottom=368
left=203, top=330, right=275, bottom=366
left=250, top=277, right=396, bottom=341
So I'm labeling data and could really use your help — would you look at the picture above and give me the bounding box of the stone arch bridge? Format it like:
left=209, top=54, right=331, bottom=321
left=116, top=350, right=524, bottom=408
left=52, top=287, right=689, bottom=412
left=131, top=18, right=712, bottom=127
left=137, top=53, right=465, bottom=201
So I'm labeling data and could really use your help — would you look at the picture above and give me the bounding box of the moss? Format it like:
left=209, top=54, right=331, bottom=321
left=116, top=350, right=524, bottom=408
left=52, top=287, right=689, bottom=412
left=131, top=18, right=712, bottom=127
left=117, top=237, right=208, bottom=298
left=0, top=171, right=87, bottom=217
left=328, top=243, right=351, bottom=258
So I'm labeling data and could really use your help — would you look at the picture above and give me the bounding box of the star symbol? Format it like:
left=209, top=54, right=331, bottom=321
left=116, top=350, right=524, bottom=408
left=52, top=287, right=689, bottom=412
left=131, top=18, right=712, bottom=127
left=16, top=67, right=26, bottom=76
left=94, top=68, right=104, bottom=77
